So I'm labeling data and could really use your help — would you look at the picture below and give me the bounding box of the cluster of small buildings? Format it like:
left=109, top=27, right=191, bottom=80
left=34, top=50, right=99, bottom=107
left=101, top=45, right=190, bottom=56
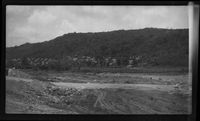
left=6, top=57, right=57, bottom=68
left=7, top=55, right=145, bottom=69
left=67, top=55, right=143, bottom=67
left=26, top=57, right=57, bottom=66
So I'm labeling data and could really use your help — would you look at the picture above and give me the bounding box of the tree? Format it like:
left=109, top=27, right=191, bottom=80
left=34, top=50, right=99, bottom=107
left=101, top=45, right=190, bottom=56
left=6, top=60, right=15, bottom=68
left=59, top=56, right=73, bottom=70
left=21, top=57, right=30, bottom=69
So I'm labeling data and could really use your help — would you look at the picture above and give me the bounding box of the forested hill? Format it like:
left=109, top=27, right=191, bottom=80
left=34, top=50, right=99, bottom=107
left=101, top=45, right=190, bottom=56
left=6, top=28, right=189, bottom=67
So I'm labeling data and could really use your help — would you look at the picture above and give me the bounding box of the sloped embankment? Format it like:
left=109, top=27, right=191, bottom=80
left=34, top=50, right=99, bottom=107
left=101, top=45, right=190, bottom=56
left=8, top=69, right=32, bottom=79
left=6, top=78, right=80, bottom=114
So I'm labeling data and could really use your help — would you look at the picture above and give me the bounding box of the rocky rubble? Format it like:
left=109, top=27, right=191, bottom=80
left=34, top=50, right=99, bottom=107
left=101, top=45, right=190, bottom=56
left=44, top=85, right=82, bottom=106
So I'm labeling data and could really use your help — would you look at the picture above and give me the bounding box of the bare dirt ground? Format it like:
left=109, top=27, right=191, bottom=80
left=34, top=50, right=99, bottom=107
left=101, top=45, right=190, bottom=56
left=6, top=69, right=192, bottom=114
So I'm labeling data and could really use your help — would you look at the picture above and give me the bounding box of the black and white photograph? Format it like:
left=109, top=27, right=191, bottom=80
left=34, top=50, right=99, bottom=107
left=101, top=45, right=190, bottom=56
left=5, top=4, right=195, bottom=115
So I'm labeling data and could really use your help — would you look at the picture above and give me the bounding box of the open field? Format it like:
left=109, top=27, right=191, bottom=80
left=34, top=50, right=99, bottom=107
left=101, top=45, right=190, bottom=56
left=6, top=68, right=192, bottom=114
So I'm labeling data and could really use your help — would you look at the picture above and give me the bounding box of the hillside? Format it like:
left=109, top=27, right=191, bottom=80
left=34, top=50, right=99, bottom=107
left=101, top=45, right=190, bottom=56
left=6, top=28, right=189, bottom=67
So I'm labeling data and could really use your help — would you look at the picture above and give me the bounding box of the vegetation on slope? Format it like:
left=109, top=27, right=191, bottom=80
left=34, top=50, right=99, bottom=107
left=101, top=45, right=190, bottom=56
left=6, top=28, right=189, bottom=67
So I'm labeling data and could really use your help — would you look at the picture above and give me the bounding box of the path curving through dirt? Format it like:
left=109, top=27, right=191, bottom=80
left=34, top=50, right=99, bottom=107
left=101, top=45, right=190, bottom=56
left=51, top=82, right=174, bottom=92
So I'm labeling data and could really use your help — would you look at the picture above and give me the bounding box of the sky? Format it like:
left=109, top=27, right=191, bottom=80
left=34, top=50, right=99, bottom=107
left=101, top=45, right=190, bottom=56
left=6, top=6, right=189, bottom=47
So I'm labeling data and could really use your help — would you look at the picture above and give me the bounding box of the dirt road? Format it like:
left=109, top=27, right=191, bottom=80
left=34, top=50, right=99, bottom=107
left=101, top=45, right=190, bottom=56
left=51, top=82, right=175, bottom=92
left=6, top=70, right=192, bottom=114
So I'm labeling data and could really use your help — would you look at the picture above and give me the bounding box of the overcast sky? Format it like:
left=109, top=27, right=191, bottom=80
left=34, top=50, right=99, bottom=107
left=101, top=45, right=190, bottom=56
left=6, top=6, right=189, bottom=47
